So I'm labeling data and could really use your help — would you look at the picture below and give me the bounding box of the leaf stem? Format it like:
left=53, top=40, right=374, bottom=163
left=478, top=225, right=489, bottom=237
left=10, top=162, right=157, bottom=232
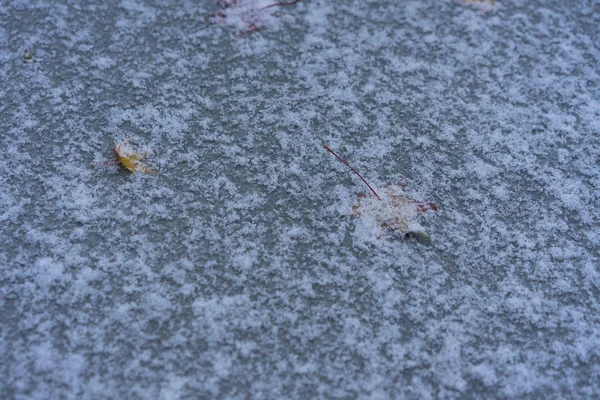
left=323, top=145, right=381, bottom=201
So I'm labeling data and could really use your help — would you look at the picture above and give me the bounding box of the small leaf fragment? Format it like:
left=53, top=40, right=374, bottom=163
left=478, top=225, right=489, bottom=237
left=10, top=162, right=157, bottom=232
left=113, top=140, right=155, bottom=174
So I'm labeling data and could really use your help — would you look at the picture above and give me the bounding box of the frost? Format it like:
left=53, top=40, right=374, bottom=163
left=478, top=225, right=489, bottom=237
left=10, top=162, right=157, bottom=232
left=34, top=257, right=66, bottom=290
left=456, top=0, right=496, bottom=12
left=90, top=56, right=115, bottom=70
left=2, top=0, right=600, bottom=398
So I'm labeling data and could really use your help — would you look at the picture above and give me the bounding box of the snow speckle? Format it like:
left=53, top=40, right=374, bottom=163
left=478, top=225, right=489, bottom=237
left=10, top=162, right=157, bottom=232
left=1, top=0, right=600, bottom=398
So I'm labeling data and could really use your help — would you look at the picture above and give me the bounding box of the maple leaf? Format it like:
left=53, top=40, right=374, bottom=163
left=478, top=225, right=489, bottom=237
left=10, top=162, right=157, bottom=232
left=323, top=145, right=436, bottom=242
left=113, top=140, right=155, bottom=174
left=351, top=183, right=436, bottom=242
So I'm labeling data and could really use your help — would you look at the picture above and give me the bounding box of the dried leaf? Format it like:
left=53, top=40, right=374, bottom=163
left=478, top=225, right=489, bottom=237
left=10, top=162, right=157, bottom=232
left=322, top=145, right=436, bottom=241
left=352, top=183, right=436, bottom=240
left=113, top=140, right=155, bottom=174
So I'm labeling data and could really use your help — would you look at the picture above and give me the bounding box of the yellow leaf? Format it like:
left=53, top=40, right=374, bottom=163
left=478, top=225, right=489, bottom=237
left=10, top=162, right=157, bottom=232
left=113, top=141, right=156, bottom=174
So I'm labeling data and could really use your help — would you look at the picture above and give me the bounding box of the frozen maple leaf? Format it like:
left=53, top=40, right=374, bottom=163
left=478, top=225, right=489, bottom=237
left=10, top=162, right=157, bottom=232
left=323, top=145, right=436, bottom=242
left=210, top=0, right=302, bottom=37
left=351, top=183, right=436, bottom=241
left=113, top=140, right=155, bottom=174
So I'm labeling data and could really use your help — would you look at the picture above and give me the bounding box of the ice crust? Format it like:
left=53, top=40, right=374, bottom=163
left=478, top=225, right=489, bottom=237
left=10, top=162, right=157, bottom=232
left=1, top=0, right=600, bottom=398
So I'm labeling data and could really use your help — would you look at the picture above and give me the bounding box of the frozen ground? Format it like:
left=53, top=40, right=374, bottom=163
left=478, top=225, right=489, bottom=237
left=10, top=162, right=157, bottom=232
left=1, top=0, right=600, bottom=398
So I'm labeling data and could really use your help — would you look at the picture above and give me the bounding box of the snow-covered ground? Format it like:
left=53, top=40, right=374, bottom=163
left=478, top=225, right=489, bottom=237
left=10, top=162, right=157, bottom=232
left=1, top=0, right=599, bottom=398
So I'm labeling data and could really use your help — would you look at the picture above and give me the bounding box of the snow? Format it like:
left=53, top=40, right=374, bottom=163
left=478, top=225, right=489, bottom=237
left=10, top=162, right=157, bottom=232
left=1, top=0, right=600, bottom=398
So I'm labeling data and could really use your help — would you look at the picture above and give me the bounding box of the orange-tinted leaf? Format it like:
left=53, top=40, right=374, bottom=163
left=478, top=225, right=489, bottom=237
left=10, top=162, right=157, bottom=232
left=113, top=141, right=155, bottom=174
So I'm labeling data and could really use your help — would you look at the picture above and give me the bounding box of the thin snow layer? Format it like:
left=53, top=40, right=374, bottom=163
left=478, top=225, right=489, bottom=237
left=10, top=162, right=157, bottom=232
left=1, top=0, right=599, bottom=398
left=209, top=0, right=288, bottom=36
